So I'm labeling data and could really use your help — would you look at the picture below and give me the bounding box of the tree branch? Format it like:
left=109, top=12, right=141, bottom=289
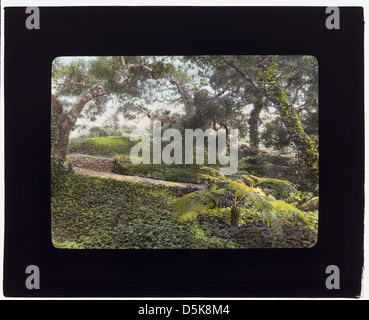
left=153, top=97, right=182, bottom=104
left=53, top=81, right=90, bottom=88
left=134, top=105, right=153, bottom=119
left=166, top=76, right=194, bottom=92
left=67, top=85, right=105, bottom=124
left=120, top=56, right=194, bottom=95
left=289, top=63, right=316, bottom=72
left=295, top=97, right=316, bottom=116
left=51, top=95, right=66, bottom=123
left=214, top=81, right=241, bottom=98
left=120, top=56, right=153, bottom=73
left=291, top=78, right=314, bottom=105
left=220, top=55, right=281, bottom=107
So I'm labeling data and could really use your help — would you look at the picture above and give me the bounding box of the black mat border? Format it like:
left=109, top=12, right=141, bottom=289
left=3, top=6, right=364, bottom=298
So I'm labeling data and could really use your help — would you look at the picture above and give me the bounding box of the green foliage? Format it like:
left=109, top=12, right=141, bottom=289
left=114, top=155, right=217, bottom=184
left=238, top=152, right=295, bottom=178
left=68, top=136, right=136, bottom=157
left=172, top=191, right=218, bottom=223
left=300, top=100, right=319, bottom=143
left=52, top=173, right=174, bottom=249
left=51, top=169, right=317, bottom=249
left=113, top=214, right=238, bottom=249
left=285, top=190, right=314, bottom=207
left=238, top=151, right=318, bottom=194
left=51, top=55, right=320, bottom=249
left=248, top=99, right=263, bottom=150
left=84, top=124, right=123, bottom=138
left=260, top=117, right=291, bottom=151
left=259, top=61, right=319, bottom=172
left=172, top=175, right=312, bottom=235
left=244, top=174, right=297, bottom=200
left=52, top=173, right=239, bottom=249
left=51, top=108, right=59, bottom=149
left=68, top=135, right=222, bottom=183
left=287, top=163, right=319, bottom=193
left=87, top=126, right=110, bottom=137
left=51, top=157, right=74, bottom=195
left=183, top=89, right=248, bottom=138
left=300, top=196, right=319, bottom=212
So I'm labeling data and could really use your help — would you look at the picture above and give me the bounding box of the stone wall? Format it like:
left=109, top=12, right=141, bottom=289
left=66, top=154, right=115, bottom=172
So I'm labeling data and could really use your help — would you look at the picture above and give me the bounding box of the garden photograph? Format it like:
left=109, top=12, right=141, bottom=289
left=51, top=55, right=319, bottom=249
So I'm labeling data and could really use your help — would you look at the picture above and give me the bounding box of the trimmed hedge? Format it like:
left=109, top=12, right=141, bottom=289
left=68, top=136, right=137, bottom=157
left=113, top=155, right=218, bottom=184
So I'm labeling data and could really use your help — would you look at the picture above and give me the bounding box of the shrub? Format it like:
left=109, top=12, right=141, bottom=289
left=51, top=108, right=59, bottom=149
left=88, top=126, right=110, bottom=137
left=260, top=117, right=291, bottom=151
left=244, top=174, right=297, bottom=200
left=51, top=157, right=74, bottom=195
left=68, top=136, right=136, bottom=157
left=113, top=155, right=217, bottom=184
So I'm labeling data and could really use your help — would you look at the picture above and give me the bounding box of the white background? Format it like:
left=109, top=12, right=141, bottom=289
left=0, top=0, right=368, bottom=300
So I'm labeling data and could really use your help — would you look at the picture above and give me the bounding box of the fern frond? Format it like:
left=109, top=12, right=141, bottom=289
left=246, top=174, right=295, bottom=187
left=228, top=180, right=266, bottom=197
left=172, top=177, right=310, bottom=231
left=243, top=174, right=297, bottom=199
left=245, top=175, right=257, bottom=186
left=178, top=210, right=200, bottom=223
left=262, top=207, right=283, bottom=234
left=269, top=200, right=303, bottom=214
left=269, top=200, right=309, bottom=225
left=172, top=191, right=215, bottom=223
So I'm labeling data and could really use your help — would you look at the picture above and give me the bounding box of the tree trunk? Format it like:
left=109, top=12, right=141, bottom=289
left=51, top=86, right=104, bottom=161
left=224, top=124, right=230, bottom=144
left=260, top=67, right=318, bottom=171
left=220, top=56, right=318, bottom=172
left=230, top=195, right=240, bottom=227
left=221, top=123, right=230, bottom=151
left=52, top=118, right=73, bottom=161
left=279, top=103, right=318, bottom=170
left=230, top=208, right=239, bottom=227
left=248, top=99, right=263, bottom=152
left=51, top=95, right=70, bottom=161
